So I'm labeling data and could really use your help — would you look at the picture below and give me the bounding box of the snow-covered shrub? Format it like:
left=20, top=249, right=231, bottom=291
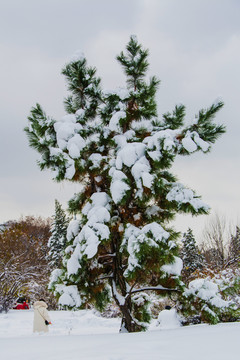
left=179, top=274, right=240, bottom=324
left=212, top=268, right=240, bottom=321
left=157, top=307, right=182, bottom=329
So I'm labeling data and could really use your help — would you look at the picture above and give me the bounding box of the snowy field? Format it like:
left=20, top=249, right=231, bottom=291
left=0, top=309, right=239, bottom=360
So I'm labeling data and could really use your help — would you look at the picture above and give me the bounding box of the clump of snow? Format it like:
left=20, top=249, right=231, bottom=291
left=67, top=134, right=85, bottom=159
left=144, top=129, right=179, bottom=154
left=184, top=278, right=230, bottom=309
left=131, top=156, right=153, bottom=192
left=64, top=157, right=76, bottom=179
left=89, top=153, right=104, bottom=169
left=113, top=134, right=128, bottom=149
left=54, top=115, right=82, bottom=150
left=141, top=223, right=169, bottom=242
left=109, top=167, right=130, bottom=204
left=116, top=142, right=146, bottom=169
left=67, top=193, right=111, bottom=276
left=161, top=256, right=183, bottom=276
left=147, top=150, right=162, bottom=161
left=48, top=269, right=63, bottom=289
left=113, top=131, right=136, bottom=149
left=82, top=192, right=111, bottom=216
left=87, top=206, right=110, bottom=225
left=192, top=132, right=210, bottom=152
left=113, top=140, right=156, bottom=198
left=52, top=114, right=86, bottom=176
left=67, top=219, right=80, bottom=241
left=142, top=128, right=209, bottom=158
left=166, top=183, right=210, bottom=211
left=56, top=284, right=82, bottom=308
left=123, top=224, right=142, bottom=273
left=48, top=113, right=92, bottom=179
left=72, top=222, right=109, bottom=262
left=74, top=225, right=101, bottom=259
left=181, top=131, right=210, bottom=153
left=109, top=111, right=126, bottom=132
left=182, top=135, right=197, bottom=152
left=122, top=223, right=170, bottom=275
left=67, top=248, right=81, bottom=275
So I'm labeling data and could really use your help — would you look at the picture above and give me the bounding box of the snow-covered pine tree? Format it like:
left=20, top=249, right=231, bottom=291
left=25, top=36, right=225, bottom=332
left=228, top=226, right=240, bottom=265
left=47, top=200, right=69, bottom=269
left=181, top=228, right=204, bottom=280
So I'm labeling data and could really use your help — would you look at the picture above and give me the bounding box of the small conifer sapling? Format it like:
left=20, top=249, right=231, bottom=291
left=181, top=228, right=204, bottom=280
left=47, top=200, right=69, bottom=269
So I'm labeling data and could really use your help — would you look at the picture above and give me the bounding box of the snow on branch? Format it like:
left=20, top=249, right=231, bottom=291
left=130, top=285, right=179, bottom=295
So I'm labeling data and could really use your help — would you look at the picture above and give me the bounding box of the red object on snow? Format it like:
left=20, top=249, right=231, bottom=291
left=13, top=301, right=29, bottom=310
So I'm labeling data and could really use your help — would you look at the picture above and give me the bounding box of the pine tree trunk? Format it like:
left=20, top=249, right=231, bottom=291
left=119, top=300, right=135, bottom=333
left=119, top=299, right=143, bottom=333
left=111, top=234, right=144, bottom=333
left=111, top=281, right=144, bottom=333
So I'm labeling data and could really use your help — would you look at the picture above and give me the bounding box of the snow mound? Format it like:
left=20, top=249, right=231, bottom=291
left=157, top=308, right=182, bottom=329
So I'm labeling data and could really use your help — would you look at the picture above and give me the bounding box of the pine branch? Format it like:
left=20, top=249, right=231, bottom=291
left=162, top=104, right=186, bottom=130
left=130, top=285, right=179, bottom=295
left=116, top=35, right=149, bottom=89
left=189, top=101, right=226, bottom=143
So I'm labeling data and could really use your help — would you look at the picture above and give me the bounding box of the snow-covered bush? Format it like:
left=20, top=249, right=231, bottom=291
left=157, top=307, right=182, bottom=329
left=179, top=272, right=240, bottom=324
left=213, top=268, right=240, bottom=316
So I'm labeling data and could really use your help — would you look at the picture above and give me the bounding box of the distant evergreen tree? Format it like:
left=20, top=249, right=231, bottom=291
left=181, top=228, right=204, bottom=278
left=25, top=36, right=225, bottom=332
left=228, top=226, right=240, bottom=264
left=47, top=200, right=69, bottom=269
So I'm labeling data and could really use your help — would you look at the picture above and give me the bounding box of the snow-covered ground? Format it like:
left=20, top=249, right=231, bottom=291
left=1, top=309, right=239, bottom=360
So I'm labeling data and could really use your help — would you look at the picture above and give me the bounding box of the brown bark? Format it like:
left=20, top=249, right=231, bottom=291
left=110, top=229, right=144, bottom=332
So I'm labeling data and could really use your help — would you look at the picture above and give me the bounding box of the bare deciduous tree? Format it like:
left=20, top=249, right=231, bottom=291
left=0, top=216, right=57, bottom=312
left=0, top=255, right=39, bottom=312
left=200, top=213, right=233, bottom=269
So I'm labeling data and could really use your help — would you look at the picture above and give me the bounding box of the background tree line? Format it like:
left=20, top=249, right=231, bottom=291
left=0, top=200, right=68, bottom=312
left=181, top=213, right=240, bottom=283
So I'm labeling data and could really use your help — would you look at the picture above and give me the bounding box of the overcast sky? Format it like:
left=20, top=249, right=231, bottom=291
left=0, top=0, right=239, bottom=240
